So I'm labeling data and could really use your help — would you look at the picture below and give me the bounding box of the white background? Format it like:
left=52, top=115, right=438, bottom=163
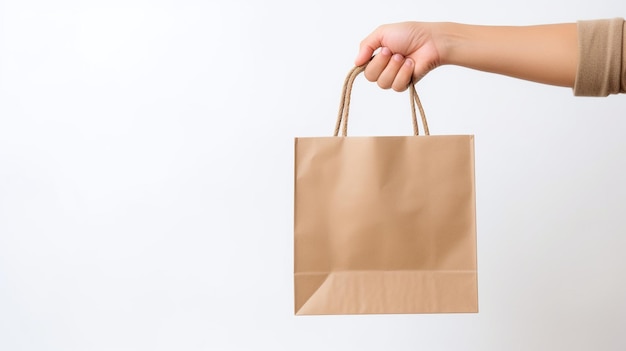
left=1, top=0, right=626, bottom=350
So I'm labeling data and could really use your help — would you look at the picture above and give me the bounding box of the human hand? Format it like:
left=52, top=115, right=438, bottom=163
left=355, top=22, right=443, bottom=92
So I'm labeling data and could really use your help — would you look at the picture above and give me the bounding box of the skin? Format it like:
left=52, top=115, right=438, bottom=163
left=355, top=22, right=579, bottom=92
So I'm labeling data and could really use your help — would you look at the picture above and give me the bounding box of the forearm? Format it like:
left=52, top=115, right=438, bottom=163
left=437, top=22, right=578, bottom=88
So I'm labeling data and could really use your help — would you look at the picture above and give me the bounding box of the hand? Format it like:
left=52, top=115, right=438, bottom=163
left=355, top=22, right=443, bottom=92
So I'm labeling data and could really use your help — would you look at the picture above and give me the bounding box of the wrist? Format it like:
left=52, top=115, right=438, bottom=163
left=434, top=22, right=471, bottom=67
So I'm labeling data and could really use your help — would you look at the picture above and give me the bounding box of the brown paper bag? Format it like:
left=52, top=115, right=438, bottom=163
left=294, top=65, right=478, bottom=315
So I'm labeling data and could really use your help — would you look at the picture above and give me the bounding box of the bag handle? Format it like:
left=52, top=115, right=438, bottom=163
left=333, top=64, right=429, bottom=137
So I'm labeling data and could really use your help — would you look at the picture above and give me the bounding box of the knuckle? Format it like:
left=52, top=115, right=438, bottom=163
left=377, top=80, right=391, bottom=89
left=392, top=85, right=404, bottom=92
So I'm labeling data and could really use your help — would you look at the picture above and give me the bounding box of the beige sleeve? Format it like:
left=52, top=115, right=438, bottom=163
left=573, top=18, right=626, bottom=96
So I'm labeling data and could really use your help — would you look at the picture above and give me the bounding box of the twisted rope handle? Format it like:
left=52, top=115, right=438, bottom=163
left=333, top=63, right=429, bottom=137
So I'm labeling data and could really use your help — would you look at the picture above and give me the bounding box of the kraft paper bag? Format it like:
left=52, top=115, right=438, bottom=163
left=293, top=65, right=478, bottom=315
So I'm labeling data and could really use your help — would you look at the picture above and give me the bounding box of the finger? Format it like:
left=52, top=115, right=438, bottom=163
left=377, top=53, right=405, bottom=89
left=363, top=47, right=392, bottom=82
left=355, top=28, right=383, bottom=66
left=391, top=58, right=414, bottom=92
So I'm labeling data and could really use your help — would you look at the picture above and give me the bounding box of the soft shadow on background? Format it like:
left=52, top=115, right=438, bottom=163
left=1, top=0, right=625, bottom=350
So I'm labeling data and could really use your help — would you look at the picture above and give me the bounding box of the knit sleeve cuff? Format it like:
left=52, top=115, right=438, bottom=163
left=573, top=18, right=625, bottom=96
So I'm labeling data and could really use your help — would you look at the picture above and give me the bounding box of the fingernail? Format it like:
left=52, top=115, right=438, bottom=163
left=404, top=58, right=414, bottom=67
left=381, top=47, right=391, bottom=56
left=393, top=54, right=403, bottom=62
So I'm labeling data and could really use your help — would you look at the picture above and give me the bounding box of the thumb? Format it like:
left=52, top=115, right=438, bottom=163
left=355, top=29, right=383, bottom=66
